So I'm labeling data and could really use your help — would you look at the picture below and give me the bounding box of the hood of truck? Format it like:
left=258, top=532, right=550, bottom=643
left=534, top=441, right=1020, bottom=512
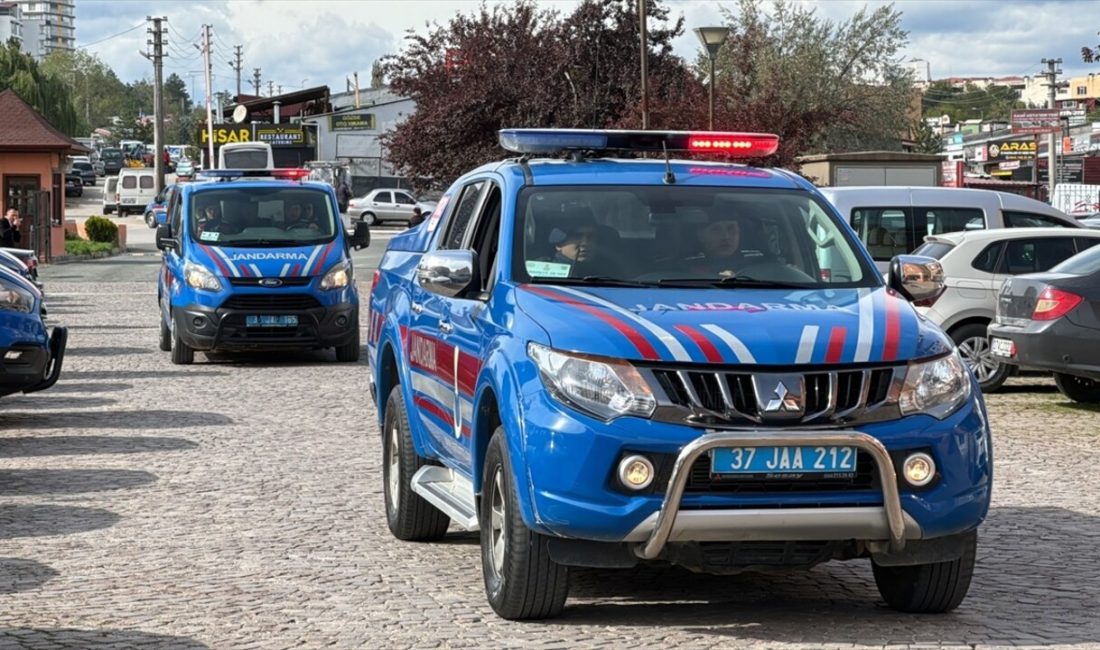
left=515, top=284, right=951, bottom=365
left=192, top=241, right=343, bottom=279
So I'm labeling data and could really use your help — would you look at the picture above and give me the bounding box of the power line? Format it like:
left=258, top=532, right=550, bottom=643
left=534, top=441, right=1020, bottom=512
left=76, top=21, right=145, bottom=49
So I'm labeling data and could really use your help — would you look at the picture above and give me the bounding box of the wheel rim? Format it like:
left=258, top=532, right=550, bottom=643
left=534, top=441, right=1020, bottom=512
left=386, top=421, right=400, bottom=515
left=488, top=467, right=506, bottom=580
left=957, top=335, right=999, bottom=382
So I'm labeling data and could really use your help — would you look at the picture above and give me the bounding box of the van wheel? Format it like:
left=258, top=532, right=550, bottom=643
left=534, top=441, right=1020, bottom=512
left=362, top=212, right=378, bottom=226
left=951, top=323, right=1009, bottom=392
left=145, top=212, right=155, bottom=228
left=335, top=325, right=360, bottom=362
left=1054, top=373, right=1100, bottom=403
left=481, top=428, right=569, bottom=620
left=382, top=386, right=450, bottom=541
left=873, top=531, right=977, bottom=613
left=170, top=315, right=194, bottom=365
left=159, top=316, right=172, bottom=352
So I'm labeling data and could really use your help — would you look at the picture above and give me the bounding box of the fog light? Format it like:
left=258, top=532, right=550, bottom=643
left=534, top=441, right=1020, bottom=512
left=192, top=317, right=205, bottom=328
left=4, top=350, right=22, bottom=361
left=617, top=455, right=654, bottom=491
left=902, top=452, right=936, bottom=487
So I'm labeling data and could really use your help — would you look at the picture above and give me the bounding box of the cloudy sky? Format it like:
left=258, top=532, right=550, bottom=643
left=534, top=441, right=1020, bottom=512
left=74, top=0, right=1100, bottom=100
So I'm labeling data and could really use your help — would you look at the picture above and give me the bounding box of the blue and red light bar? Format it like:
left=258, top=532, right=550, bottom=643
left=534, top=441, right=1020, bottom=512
left=498, top=129, right=779, bottom=157
left=196, top=168, right=311, bottom=181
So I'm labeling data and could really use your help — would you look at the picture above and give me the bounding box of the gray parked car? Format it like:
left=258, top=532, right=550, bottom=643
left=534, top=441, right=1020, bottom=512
left=346, top=189, right=435, bottom=225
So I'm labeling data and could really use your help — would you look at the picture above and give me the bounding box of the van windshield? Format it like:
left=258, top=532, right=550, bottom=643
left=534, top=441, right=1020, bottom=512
left=189, top=187, right=336, bottom=248
left=513, top=186, right=876, bottom=288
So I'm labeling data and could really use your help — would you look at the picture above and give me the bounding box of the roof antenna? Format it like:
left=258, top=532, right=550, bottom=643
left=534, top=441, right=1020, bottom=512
left=661, top=141, right=676, bottom=184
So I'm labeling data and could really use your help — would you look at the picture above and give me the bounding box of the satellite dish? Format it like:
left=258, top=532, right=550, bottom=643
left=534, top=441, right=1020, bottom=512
left=231, top=105, right=248, bottom=123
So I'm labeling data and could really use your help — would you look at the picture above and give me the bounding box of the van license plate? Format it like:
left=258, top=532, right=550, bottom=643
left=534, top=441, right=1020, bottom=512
left=711, top=446, right=856, bottom=475
left=990, top=337, right=1015, bottom=358
left=246, top=315, right=298, bottom=327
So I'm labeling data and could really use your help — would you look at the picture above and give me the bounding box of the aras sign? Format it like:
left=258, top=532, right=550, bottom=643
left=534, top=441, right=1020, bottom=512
left=987, top=139, right=1037, bottom=161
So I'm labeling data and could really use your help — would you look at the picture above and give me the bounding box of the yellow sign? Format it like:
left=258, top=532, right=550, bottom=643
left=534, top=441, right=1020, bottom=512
left=199, top=126, right=252, bottom=145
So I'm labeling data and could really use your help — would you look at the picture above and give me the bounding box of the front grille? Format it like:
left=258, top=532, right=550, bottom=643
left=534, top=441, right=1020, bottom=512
left=648, top=366, right=899, bottom=427
left=684, top=450, right=877, bottom=494
left=228, top=277, right=312, bottom=287
left=220, top=294, right=322, bottom=311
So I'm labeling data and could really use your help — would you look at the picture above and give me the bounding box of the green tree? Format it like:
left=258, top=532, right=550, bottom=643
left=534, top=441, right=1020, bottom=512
left=0, top=41, right=80, bottom=134
left=164, top=73, right=190, bottom=114
left=40, top=49, right=132, bottom=135
left=705, top=0, right=916, bottom=166
left=921, top=81, right=1022, bottom=122
left=911, top=118, right=943, bottom=154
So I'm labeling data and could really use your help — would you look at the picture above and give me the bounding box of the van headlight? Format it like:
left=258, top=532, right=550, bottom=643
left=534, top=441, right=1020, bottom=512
left=184, top=261, right=222, bottom=291
left=0, top=278, right=34, bottom=313
left=899, top=351, right=971, bottom=419
left=528, top=343, right=656, bottom=421
left=320, top=261, right=351, bottom=290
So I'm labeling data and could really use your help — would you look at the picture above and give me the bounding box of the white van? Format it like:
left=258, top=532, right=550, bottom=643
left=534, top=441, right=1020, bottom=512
left=116, top=169, right=156, bottom=216
left=218, top=142, right=273, bottom=170
left=820, top=186, right=1080, bottom=271
left=102, top=176, right=119, bottom=215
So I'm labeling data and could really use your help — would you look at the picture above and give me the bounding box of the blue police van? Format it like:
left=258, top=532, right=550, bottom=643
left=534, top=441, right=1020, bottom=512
left=0, top=265, right=66, bottom=398
left=368, top=129, right=992, bottom=619
left=155, top=169, right=370, bottom=364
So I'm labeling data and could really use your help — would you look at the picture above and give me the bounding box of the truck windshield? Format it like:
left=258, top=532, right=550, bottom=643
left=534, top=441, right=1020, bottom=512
left=222, top=150, right=268, bottom=169
left=189, top=187, right=336, bottom=248
left=513, top=185, right=875, bottom=288
left=101, top=149, right=122, bottom=161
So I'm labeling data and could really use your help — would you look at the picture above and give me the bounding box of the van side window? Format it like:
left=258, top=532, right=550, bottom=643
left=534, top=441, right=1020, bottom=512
left=1003, top=211, right=1070, bottom=228
left=851, top=207, right=909, bottom=261
left=919, top=208, right=984, bottom=236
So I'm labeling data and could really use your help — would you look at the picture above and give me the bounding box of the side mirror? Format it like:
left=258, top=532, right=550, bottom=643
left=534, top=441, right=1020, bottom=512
left=155, top=224, right=176, bottom=251
left=888, top=255, right=944, bottom=304
left=417, top=250, right=478, bottom=298
left=349, top=221, right=371, bottom=250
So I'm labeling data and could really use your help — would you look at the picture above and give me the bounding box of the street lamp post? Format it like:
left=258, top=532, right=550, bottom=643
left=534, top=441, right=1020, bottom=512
left=695, top=26, right=730, bottom=131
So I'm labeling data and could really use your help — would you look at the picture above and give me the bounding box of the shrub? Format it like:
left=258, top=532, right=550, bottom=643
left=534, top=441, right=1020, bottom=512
left=65, top=240, right=114, bottom=256
left=83, top=215, right=118, bottom=243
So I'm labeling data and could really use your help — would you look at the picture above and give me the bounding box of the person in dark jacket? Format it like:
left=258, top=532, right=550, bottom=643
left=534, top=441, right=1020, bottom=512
left=0, top=209, right=22, bottom=247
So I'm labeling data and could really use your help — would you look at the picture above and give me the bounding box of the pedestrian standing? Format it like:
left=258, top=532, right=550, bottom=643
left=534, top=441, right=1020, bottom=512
left=0, top=208, right=22, bottom=247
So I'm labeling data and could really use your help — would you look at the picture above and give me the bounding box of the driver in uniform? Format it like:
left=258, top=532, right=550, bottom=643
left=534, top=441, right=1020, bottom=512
left=686, top=212, right=748, bottom=277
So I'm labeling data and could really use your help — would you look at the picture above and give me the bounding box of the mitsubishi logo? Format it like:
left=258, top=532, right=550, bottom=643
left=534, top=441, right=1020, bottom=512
left=752, top=374, right=805, bottom=419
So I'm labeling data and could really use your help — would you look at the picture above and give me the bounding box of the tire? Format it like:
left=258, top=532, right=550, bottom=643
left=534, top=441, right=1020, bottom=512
left=1053, top=372, right=1100, bottom=402
left=480, top=428, right=569, bottom=620
left=382, top=387, right=450, bottom=541
left=145, top=212, right=155, bottom=228
left=158, top=315, right=172, bottom=352
left=362, top=212, right=378, bottom=226
left=170, top=314, right=194, bottom=365
left=872, top=531, right=977, bottom=613
left=335, top=323, right=360, bottom=362
left=104, top=206, right=114, bottom=215
left=951, top=323, right=1010, bottom=392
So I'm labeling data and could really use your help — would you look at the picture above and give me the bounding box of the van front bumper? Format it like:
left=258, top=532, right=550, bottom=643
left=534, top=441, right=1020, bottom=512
left=174, top=303, right=358, bottom=351
left=0, top=327, right=67, bottom=397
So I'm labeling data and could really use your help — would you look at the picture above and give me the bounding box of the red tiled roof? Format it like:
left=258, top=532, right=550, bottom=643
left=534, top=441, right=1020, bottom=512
left=0, top=89, right=91, bottom=153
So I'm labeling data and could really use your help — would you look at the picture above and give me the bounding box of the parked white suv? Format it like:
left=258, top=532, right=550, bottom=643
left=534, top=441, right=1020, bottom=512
left=912, top=228, right=1100, bottom=390
left=347, top=188, right=435, bottom=225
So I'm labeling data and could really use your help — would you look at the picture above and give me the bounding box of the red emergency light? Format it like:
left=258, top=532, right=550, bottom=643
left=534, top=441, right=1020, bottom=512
left=499, top=129, right=781, bottom=156
left=687, top=133, right=779, bottom=157
left=272, top=168, right=311, bottom=181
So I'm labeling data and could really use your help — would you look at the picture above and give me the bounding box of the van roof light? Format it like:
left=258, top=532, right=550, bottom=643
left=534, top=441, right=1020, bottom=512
left=498, top=129, right=779, bottom=158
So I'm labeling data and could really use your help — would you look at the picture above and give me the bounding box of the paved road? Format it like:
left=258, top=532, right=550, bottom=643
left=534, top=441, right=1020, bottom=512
left=1, top=254, right=1098, bottom=648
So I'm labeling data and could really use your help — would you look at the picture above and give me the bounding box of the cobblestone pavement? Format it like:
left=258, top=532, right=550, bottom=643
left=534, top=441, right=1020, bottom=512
left=2, top=277, right=1100, bottom=649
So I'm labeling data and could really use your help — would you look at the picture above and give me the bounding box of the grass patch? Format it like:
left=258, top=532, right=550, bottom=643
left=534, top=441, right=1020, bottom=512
left=64, top=240, right=115, bottom=256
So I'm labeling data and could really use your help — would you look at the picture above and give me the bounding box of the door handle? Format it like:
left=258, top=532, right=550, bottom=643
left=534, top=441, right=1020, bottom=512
left=411, top=302, right=424, bottom=314
left=439, top=321, right=454, bottom=335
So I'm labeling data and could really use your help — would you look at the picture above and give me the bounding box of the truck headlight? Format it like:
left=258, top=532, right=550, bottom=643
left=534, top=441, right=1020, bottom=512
left=320, top=261, right=351, bottom=290
left=899, top=351, right=971, bottom=419
left=0, top=278, right=34, bottom=313
left=184, top=261, right=222, bottom=291
left=528, top=343, right=656, bottom=421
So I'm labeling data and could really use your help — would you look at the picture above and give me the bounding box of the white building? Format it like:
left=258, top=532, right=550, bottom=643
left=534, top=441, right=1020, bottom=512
left=17, top=0, right=74, bottom=61
left=0, top=2, right=22, bottom=46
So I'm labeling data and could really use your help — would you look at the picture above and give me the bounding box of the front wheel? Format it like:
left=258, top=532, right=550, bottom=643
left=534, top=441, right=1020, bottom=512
left=170, top=315, right=194, bottom=365
left=1054, top=372, right=1100, bottom=402
left=335, top=324, right=360, bottom=362
left=951, top=323, right=1009, bottom=392
left=158, top=315, right=172, bottom=352
left=145, top=212, right=155, bottom=228
left=362, top=212, right=378, bottom=226
left=480, top=428, right=569, bottom=620
left=872, top=531, right=977, bottom=613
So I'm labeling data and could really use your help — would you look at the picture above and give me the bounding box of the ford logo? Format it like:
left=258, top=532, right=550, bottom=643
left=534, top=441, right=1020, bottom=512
left=259, top=278, right=282, bottom=287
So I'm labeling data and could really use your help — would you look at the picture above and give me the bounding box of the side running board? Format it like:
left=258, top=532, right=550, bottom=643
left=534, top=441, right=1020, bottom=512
left=410, top=466, right=479, bottom=531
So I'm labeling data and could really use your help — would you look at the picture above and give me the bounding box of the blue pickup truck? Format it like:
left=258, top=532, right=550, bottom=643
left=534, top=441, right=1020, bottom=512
left=367, top=129, right=992, bottom=619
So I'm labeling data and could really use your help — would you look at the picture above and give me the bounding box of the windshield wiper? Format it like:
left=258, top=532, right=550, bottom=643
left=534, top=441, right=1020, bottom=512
left=655, top=276, right=814, bottom=289
left=530, top=276, right=655, bottom=288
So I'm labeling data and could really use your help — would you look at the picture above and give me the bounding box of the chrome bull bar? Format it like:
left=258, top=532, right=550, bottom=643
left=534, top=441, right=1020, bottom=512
left=634, top=431, right=909, bottom=560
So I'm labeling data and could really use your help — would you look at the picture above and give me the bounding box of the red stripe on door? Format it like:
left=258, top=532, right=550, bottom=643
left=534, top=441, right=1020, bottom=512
left=883, top=295, right=901, bottom=361
left=672, top=325, right=723, bottom=363
left=826, top=326, right=847, bottom=364
left=523, top=286, right=660, bottom=360
left=413, top=395, right=454, bottom=427
left=457, top=350, right=481, bottom=396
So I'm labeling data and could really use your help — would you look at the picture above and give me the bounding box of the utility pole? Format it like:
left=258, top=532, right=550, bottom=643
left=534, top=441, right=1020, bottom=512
left=252, top=68, right=261, bottom=96
left=638, top=0, right=649, bottom=129
left=268, top=80, right=274, bottom=97
left=229, top=44, right=243, bottom=99
left=142, top=16, right=167, bottom=193
left=201, top=24, right=215, bottom=168
left=1041, top=57, right=1063, bottom=200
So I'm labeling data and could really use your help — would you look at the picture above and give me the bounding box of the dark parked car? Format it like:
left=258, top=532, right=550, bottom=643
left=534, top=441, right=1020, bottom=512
left=72, top=161, right=96, bottom=186
left=990, top=243, right=1100, bottom=402
left=65, top=172, right=83, bottom=197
